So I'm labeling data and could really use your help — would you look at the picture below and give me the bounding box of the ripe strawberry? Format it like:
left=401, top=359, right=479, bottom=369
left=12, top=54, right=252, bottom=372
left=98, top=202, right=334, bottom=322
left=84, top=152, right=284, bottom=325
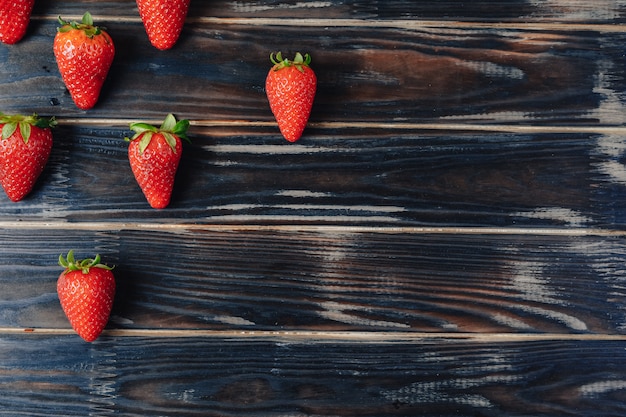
left=57, top=250, right=116, bottom=342
left=265, top=52, right=317, bottom=142
left=0, top=0, right=34, bottom=44
left=53, top=12, right=115, bottom=110
left=0, top=113, right=56, bottom=202
left=126, top=114, right=190, bottom=209
left=136, top=0, right=190, bottom=50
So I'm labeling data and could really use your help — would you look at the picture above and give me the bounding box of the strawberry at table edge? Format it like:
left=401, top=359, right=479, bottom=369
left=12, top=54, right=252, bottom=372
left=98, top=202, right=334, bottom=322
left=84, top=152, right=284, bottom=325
left=0, top=0, right=35, bottom=44
left=0, top=113, right=56, bottom=202
left=265, top=51, right=317, bottom=142
left=57, top=250, right=116, bottom=342
left=53, top=12, right=115, bottom=110
left=125, top=114, right=190, bottom=209
left=136, top=0, right=190, bottom=50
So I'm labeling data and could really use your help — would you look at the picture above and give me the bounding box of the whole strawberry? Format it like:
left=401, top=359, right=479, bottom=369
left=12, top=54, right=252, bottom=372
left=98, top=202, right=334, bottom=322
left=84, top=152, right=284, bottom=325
left=137, top=0, right=190, bottom=50
left=0, top=0, right=34, bottom=44
left=265, top=52, right=317, bottom=142
left=57, top=250, right=115, bottom=342
left=53, top=12, right=115, bottom=110
left=0, top=113, right=56, bottom=202
left=126, top=114, right=190, bottom=209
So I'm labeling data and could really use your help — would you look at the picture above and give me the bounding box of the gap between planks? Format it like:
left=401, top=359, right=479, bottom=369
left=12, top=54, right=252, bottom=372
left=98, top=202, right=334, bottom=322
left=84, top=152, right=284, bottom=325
left=1, top=221, right=625, bottom=237
left=31, top=15, right=626, bottom=34
left=56, top=118, right=626, bottom=135
left=5, top=328, right=626, bottom=343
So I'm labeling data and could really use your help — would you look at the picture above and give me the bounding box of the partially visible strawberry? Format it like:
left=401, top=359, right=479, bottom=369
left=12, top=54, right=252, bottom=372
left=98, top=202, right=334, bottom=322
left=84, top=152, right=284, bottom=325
left=265, top=52, right=317, bottom=142
left=125, top=114, right=190, bottom=209
left=136, top=0, right=190, bottom=50
left=53, top=12, right=115, bottom=110
left=0, top=0, right=34, bottom=44
left=0, top=113, right=56, bottom=202
left=57, top=250, right=116, bottom=342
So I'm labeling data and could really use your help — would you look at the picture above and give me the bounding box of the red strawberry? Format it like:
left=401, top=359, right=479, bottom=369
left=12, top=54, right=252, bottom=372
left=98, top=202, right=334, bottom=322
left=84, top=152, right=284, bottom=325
left=0, top=0, right=34, bottom=44
left=265, top=52, right=317, bottom=142
left=136, top=0, right=190, bottom=50
left=53, top=12, right=115, bottom=110
left=57, top=250, right=116, bottom=342
left=126, top=114, right=190, bottom=209
left=0, top=113, right=56, bottom=202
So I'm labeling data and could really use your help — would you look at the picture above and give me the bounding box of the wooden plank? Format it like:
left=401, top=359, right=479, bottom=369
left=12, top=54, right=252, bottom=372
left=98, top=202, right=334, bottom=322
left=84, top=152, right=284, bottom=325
left=1, top=228, right=625, bottom=334
left=1, top=20, right=625, bottom=125
left=31, top=0, right=626, bottom=24
left=0, top=2, right=621, bottom=416
left=1, top=335, right=626, bottom=416
left=0, top=127, right=622, bottom=228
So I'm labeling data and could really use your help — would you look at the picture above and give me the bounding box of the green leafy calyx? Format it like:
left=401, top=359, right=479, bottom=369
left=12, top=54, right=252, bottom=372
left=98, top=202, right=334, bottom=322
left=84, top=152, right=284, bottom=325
left=125, top=114, right=190, bottom=154
left=0, top=113, right=57, bottom=144
left=59, top=250, right=114, bottom=275
left=270, top=52, right=312, bottom=73
left=57, top=12, right=103, bottom=38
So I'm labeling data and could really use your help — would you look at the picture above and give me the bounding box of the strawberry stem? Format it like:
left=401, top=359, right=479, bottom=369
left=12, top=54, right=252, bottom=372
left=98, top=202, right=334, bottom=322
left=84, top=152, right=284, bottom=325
left=57, top=12, right=103, bottom=38
left=0, top=113, right=56, bottom=143
left=270, top=52, right=312, bottom=73
left=59, top=250, right=113, bottom=275
left=125, top=114, right=190, bottom=153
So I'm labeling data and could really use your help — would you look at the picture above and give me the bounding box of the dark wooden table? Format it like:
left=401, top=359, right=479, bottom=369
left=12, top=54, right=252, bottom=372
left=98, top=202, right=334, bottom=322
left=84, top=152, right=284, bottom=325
left=2, top=1, right=626, bottom=415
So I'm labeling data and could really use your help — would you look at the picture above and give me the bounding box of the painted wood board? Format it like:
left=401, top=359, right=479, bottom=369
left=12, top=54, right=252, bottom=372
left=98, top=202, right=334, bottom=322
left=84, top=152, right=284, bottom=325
left=1, top=335, right=625, bottom=416
left=0, top=0, right=625, bottom=414
left=0, top=127, right=624, bottom=228
left=1, top=20, right=626, bottom=125
left=1, top=228, right=624, bottom=334
left=31, top=0, right=626, bottom=24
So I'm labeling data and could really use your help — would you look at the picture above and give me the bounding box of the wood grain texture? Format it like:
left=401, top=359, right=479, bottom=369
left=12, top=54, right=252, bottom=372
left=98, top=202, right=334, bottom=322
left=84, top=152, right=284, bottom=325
left=0, top=228, right=624, bottom=334
left=29, top=0, right=626, bottom=24
left=1, top=1, right=625, bottom=415
left=1, top=336, right=626, bottom=416
left=1, top=19, right=625, bottom=125
left=0, top=127, right=624, bottom=228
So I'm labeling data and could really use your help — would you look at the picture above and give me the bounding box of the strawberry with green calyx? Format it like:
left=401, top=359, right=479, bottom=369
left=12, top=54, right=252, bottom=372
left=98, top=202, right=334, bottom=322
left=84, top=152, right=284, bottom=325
left=53, top=12, right=115, bottom=110
left=0, top=0, right=35, bottom=44
left=0, top=113, right=56, bottom=202
left=137, top=0, right=190, bottom=50
left=125, top=114, right=190, bottom=209
left=265, top=51, right=317, bottom=142
left=57, top=250, right=116, bottom=342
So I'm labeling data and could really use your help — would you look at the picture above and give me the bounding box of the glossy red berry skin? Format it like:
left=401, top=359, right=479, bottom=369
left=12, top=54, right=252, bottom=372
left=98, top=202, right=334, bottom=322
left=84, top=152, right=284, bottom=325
left=0, top=114, right=55, bottom=202
left=266, top=52, right=317, bottom=142
left=53, top=13, right=115, bottom=110
left=125, top=114, right=190, bottom=209
left=57, top=251, right=116, bottom=342
left=0, top=0, right=34, bottom=44
left=137, top=0, right=190, bottom=50
left=128, top=132, right=183, bottom=209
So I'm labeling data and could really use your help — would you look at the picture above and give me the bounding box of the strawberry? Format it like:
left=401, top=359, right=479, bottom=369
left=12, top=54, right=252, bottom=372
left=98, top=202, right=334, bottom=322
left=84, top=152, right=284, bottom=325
left=53, top=12, right=115, bottom=110
left=0, top=0, right=34, bottom=44
left=57, top=250, right=116, bottom=342
left=136, top=0, right=190, bottom=50
left=265, top=52, right=317, bottom=142
left=0, top=113, right=56, bottom=202
left=125, top=114, right=190, bottom=209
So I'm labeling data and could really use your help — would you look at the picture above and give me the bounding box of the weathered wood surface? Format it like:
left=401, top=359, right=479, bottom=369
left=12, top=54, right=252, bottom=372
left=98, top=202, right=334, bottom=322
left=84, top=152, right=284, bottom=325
left=0, top=127, right=622, bottom=228
left=3, top=18, right=626, bottom=124
left=1, top=0, right=626, bottom=415
left=2, top=336, right=626, bottom=416
left=28, top=0, right=626, bottom=23
left=2, top=228, right=625, bottom=333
